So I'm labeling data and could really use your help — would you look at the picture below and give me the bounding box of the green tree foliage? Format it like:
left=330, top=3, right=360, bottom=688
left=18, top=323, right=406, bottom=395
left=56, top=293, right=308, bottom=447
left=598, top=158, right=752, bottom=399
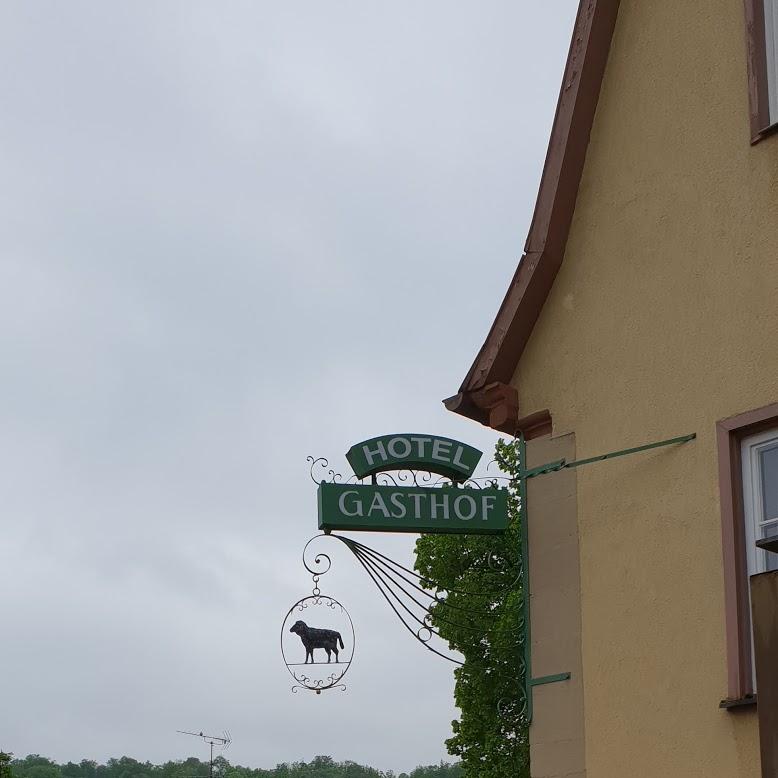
left=1, top=752, right=14, bottom=778
left=11, top=756, right=61, bottom=778
left=414, top=439, right=528, bottom=778
left=9, top=756, right=460, bottom=778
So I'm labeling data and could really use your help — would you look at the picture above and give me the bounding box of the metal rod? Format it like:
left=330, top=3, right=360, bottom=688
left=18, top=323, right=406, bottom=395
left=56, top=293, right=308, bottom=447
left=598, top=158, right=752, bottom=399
left=562, top=433, right=696, bottom=469
left=176, top=730, right=230, bottom=769
left=346, top=537, right=464, bottom=665
left=530, top=672, right=571, bottom=687
left=518, top=434, right=533, bottom=724
left=525, top=433, right=696, bottom=480
left=517, top=431, right=695, bottom=724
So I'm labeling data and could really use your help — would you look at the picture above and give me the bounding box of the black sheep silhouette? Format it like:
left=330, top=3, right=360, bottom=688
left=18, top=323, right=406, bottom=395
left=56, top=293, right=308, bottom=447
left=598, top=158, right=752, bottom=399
left=289, top=620, right=345, bottom=663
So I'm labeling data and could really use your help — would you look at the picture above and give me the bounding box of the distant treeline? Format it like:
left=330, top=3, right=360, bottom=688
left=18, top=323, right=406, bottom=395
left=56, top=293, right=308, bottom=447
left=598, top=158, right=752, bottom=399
left=7, top=754, right=462, bottom=778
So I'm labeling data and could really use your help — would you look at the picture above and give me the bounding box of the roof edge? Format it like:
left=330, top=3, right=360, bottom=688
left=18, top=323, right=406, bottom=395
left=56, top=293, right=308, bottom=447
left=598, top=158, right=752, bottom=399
left=447, top=0, right=621, bottom=430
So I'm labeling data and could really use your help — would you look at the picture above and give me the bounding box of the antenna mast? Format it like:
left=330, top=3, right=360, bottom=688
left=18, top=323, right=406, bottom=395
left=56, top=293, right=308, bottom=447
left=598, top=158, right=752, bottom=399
left=176, top=729, right=231, bottom=778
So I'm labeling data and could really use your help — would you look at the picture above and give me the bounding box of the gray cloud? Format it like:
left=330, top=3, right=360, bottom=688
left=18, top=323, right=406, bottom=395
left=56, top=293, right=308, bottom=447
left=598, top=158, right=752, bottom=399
left=0, top=1, right=576, bottom=772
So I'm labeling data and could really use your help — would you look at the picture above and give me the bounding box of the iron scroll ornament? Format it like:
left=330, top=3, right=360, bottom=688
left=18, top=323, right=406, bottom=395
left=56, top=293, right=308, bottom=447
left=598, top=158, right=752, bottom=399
left=281, top=538, right=355, bottom=694
left=280, top=595, right=355, bottom=694
left=293, top=532, right=520, bottom=669
left=291, top=450, right=519, bottom=697
left=306, top=454, right=512, bottom=490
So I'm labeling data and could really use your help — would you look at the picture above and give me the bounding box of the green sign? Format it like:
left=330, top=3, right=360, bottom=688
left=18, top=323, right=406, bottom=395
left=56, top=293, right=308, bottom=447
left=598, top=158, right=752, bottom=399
left=346, top=434, right=482, bottom=481
left=318, top=482, right=508, bottom=534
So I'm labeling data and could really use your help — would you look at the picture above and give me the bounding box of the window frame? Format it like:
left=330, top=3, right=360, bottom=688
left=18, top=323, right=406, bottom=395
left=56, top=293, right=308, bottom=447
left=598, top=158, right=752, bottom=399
left=742, top=430, right=778, bottom=577
left=744, top=0, right=778, bottom=142
left=717, top=403, right=778, bottom=705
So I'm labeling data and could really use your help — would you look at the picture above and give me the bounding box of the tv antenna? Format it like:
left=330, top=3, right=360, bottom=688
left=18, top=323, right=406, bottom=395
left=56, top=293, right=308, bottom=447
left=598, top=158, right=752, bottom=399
left=176, top=730, right=231, bottom=778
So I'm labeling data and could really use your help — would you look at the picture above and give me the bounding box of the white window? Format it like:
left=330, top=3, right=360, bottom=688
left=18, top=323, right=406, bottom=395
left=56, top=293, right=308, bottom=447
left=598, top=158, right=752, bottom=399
left=764, top=0, right=778, bottom=122
left=742, top=429, right=778, bottom=577
left=741, top=429, right=778, bottom=690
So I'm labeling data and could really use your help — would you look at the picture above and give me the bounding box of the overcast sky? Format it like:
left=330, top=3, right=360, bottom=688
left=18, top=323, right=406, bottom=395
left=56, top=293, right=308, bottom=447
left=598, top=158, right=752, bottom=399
left=0, top=2, right=577, bottom=773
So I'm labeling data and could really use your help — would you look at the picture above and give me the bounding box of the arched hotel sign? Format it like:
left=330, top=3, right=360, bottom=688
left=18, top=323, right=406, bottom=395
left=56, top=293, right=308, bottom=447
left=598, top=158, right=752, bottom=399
left=346, top=434, right=482, bottom=481
left=318, top=434, right=508, bottom=535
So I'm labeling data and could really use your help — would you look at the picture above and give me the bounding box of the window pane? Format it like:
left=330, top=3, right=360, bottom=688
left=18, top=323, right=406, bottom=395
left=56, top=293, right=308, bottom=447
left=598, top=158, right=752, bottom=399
left=760, top=516, right=778, bottom=572
left=760, top=444, right=778, bottom=519
left=766, top=0, right=778, bottom=122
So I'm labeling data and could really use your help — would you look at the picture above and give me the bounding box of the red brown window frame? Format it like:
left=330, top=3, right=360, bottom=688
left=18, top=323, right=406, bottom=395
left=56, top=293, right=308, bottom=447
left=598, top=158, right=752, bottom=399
left=744, top=0, right=778, bottom=143
left=717, top=402, right=778, bottom=705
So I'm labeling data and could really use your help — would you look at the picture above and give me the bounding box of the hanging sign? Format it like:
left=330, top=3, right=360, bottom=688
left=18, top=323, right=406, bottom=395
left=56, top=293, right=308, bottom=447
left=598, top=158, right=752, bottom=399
left=318, top=482, right=508, bottom=534
left=346, top=434, right=482, bottom=482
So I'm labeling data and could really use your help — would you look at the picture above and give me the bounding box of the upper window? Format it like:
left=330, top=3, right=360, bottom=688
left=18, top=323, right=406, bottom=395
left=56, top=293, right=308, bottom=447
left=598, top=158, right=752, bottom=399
left=744, top=0, right=778, bottom=140
left=742, top=430, right=778, bottom=576
left=764, top=0, right=778, bottom=122
left=716, top=404, right=778, bottom=704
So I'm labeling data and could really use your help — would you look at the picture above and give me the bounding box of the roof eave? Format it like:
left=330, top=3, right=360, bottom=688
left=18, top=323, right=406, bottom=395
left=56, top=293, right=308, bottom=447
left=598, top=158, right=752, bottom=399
left=446, top=0, right=621, bottom=436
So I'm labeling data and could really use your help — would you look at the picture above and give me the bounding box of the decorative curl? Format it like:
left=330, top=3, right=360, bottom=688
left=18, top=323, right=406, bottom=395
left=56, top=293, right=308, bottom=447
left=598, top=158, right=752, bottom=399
left=395, top=469, right=435, bottom=487
left=416, top=626, right=433, bottom=643
left=302, top=535, right=332, bottom=577
left=487, top=550, right=508, bottom=571
left=459, top=477, right=506, bottom=489
left=375, top=472, right=398, bottom=486
left=282, top=593, right=355, bottom=695
left=307, top=456, right=343, bottom=485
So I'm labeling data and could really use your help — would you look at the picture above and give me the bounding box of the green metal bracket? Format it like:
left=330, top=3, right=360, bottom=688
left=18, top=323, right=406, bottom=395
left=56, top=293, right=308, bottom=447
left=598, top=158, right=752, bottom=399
left=527, top=433, right=696, bottom=481
left=523, top=459, right=566, bottom=479
left=517, top=434, right=532, bottom=722
left=530, top=672, right=571, bottom=687
left=518, top=431, right=695, bottom=725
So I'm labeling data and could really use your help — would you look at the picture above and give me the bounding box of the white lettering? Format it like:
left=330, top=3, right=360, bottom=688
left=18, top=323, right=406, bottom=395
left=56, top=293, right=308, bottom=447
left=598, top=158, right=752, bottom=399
left=481, top=495, right=496, bottom=519
left=362, top=441, right=387, bottom=467
left=430, top=493, right=450, bottom=520
left=338, top=490, right=363, bottom=517
left=454, top=494, right=477, bottom=521
left=410, top=436, right=432, bottom=457
left=387, top=437, right=412, bottom=459
left=452, top=445, right=471, bottom=472
left=431, top=439, right=452, bottom=462
left=389, top=492, right=407, bottom=519
left=409, top=492, right=425, bottom=517
left=368, top=492, right=391, bottom=518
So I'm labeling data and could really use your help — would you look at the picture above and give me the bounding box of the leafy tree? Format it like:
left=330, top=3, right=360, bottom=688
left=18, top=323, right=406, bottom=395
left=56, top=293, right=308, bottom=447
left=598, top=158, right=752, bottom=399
left=79, top=761, right=97, bottom=778
left=11, top=755, right=61, bottom=778
left=408, top=767, right=462, bottom=778
left=1, top=752, right=14, bottom=778
left=4, top=755, right=460, bottom=778
left=414, top=439, right=527, bottom=778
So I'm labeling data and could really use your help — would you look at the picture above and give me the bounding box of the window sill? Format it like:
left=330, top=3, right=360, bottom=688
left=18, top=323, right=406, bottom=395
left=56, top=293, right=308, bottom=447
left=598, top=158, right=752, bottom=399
left=756, top=534, right=778, bottom=554
left=752, top=121, right=778, bottom=145
left=720, top=695, right=757, bottom=710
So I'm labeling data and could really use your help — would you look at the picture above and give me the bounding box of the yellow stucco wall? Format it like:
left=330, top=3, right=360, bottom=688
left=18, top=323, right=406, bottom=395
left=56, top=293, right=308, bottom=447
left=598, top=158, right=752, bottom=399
left=513, top=0, right=778, bottom=775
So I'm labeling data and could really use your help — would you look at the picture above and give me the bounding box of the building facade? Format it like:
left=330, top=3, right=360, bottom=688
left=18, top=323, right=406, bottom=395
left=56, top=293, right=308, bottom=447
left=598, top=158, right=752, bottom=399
left=446, top=1, right=778, bottom=775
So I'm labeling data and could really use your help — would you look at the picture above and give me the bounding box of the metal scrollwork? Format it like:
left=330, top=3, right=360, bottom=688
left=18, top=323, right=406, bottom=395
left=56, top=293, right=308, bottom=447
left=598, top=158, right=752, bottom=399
left=292, top=533, right=519, bottom=667
left=302, top=535, right=332, bottom=578
left=283, top=534, right=355, bottom=695
left=307, top=456, right=345, bottom=485
left=293, top=451, right=522, bottom=701
left=395, top=469, right=435, bottom=487
left=309, top=454, right=511, bottom=491
left=282, top=593, right=355, bottom=695
left=487, top=550, right=509, bottom=571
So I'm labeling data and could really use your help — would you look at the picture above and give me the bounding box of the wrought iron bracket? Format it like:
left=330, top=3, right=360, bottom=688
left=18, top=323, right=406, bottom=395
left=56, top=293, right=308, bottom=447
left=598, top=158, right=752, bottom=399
left=517, top=431, right=696, bottom=724
left=297, top=532, right=519, bottom=668
left=523, top=433, right=696, bottom=480
left=529, top=672, right=571, bottom=687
